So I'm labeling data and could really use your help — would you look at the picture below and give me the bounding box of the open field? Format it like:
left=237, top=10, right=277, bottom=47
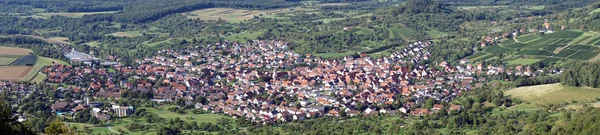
left=472, top=30, right=597, bottom=63
left=317, top=3, right=350, bottom=6
left=388, top=24, right=416, bottom=40
left=455, top=6, right=509, bottom=10
left=144, top=106, right=231, bottom=123
left=184, top=7, right=317, bottom=22
left=184, top=8, right=265, bottom=22
left=314, top=51, right=356, bottom=59
left=506, top=83, right=600, bottom=105
left=0, top=58, right=18, bottom=65
left=37, top=11, right=117, bottom=18
left=21, top=56, right=69, bottom=82
left=225, top=31, right=264, bottom=43
left=110, top=31, right=141, bottom=37
left=507, top=58, right=542, bottom=65
left=0, top=46, right=32, bottom=55
left=589, top=8, right=600, bottom=15
left=0, top=66, right=33, bottom=81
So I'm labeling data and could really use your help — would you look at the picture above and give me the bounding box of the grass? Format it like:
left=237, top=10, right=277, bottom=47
left=542, top=30, right=583, bottom=39
left=484, top=46, right=511, bottom=54
left=525, top=5, right=545, bottom=10
left=455, top=6, right=508, bottom=10
left=507, top=59, right=542, bottom=65
left=516, top=50, right=553, bottom=56
left=37, top=11, right=117, bottom=18
left=20, top=56, right=69, bottom=82
left=388, top=25, right=416, bottom=40
left=225, top=31, right=264, bottom=43
left=144, top=106, right=231, bottom=123
left=426, top=30, right=448, bottom=38
left=314, top=51, right=356, bottom=59
left=505, top=83, right=600, bottom=105
left=589, top=8, right=600, bottom=15
left=110, top=31, right=141, bottom=37
left=540, top=58, right=561, bottom=65
left=517, top=33, right=539, bottom=42
left=0, top=57, right=18, bottom=66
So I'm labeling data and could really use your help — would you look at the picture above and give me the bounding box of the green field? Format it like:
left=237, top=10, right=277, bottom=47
left=506, top=83, right=600, bottom=105
left=484, top=46, right=511, bottom=54
left=589, top=8, right=600, bottom=15
left=110, top=31, right=142, bottom=37
left=144, top=106, right=231, bottom=123
left=388, top=24, right=416, bottom=40
left=517, top=33, right=539, bottom=42
left=507, top=59, right=542, bottom=65
left=67, top=105, right=232, bottom=135
left=20, top=56, right=70, bottom=82
left=225, top=31, right=264, bottom=43
left=314, top=51, right=356, bottom=59
left=568, top=51, right=600, bottom=60
left=0, top=57, right=18, bottom=65
left=474, top=30, right=594, bottom=62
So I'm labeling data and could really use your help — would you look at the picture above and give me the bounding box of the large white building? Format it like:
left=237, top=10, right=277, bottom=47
left=111, top=105, right=134, bottom=117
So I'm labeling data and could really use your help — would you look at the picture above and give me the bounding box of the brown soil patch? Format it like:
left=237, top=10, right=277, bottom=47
left=0, top=46, right=32, bottom=55
left=0, top=66, right=33, bottom=81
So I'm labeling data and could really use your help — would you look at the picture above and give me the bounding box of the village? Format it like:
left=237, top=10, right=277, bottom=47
left=5, top=39, right=560, bottom=124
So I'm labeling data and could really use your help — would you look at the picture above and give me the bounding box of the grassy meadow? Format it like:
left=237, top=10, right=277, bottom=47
left=505, top=83, right=600, bottom=105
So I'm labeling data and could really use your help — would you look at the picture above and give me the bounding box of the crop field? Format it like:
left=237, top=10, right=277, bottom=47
left=555, top=49, right=578, bottom=57
left=472, top=53, right=496, bottom=61
left=506, top=83, right=600, bottom=105
left=503, top=42, right=527, bottom=48
left=0, top=58, right=18, bottom=66
left=542, top=30, right=583, bottom=38
left=10, top=55, right=38, bottom=66
left=567, top=45, right=598, bottom=50
left=572, top=36, right=593, bottom=44
left=507, top=59, right=542, bottom=65
left=588, top=37, right=600, bottom=45
left=0, top=66, right=32, bottom=81
left=484, top=45, right=511, bottom=54
left=466, top=52, right=488, bottom=59
left=0, top=46, right=32, bottom=55
left=540, top=58, right=561, bottom=65
left=20, top=56, right=69, bottom=82
left=516, top=50, right=553, bottom=56
left=568, top=51, right=600, bottom=60
left=517, top=33, right=539, bottom=42
left=388, top=25, right=416, bottom=40
left=37, top=11, right=117, bottom=18
left=474, top=30, right=596, bottom=62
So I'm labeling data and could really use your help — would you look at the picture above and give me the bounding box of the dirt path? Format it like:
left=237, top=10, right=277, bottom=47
left=107, top=126, right=120, bottom=134
left=588, top=52, right=600, bottom=62
left=553, top=44, right=573, bottom=54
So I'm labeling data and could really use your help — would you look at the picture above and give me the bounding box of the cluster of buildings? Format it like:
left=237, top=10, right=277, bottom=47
left=30, top=39, right=558, bottom=123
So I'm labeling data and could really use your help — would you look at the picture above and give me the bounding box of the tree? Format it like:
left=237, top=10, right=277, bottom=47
left=157, top=126, right=181, bottom=135
left=0, top=100, right=36, bottom=135
left=44, top=119, right=72, bottom=135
